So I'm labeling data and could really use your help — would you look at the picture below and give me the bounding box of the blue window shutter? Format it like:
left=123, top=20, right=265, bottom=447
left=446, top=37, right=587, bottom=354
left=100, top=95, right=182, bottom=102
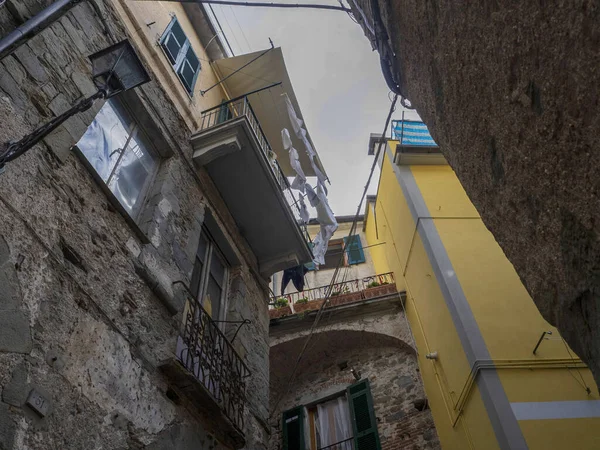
left=347, top=379, right=381, bottom=450
left=282, top=406, right=305, bottom=450
left=344, top=235, right=365, bottom=265
left=177, top=43, right=201, bottom=94
left=160, top=18, right=186, bottom=65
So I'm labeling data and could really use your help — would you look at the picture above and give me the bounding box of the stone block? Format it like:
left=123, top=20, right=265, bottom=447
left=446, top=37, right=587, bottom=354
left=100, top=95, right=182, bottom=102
left=0, top=261, right=21, bottom=311
left=0, top=310, right=32, bottom=354
left=40, top=82, right=58, bottom=99
left=0, top=236, right=10, bottom=265
left=43, top=124, right=75, bottom=163
left=0, top=402, right=15, bottom=450
left=71, top=72, right=97, bottom=97
left=59, top=16, right=88, bottom=54
left=13, top=44, right=48, bottom=83
left=2, top=362, right=29, bottom=407
left=0, top=66, right=28, bottom=111
left=1, top=56, right=26, bottom=85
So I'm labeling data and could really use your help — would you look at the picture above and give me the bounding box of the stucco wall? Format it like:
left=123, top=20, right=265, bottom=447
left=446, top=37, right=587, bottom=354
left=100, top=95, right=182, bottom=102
left=0, top=1, right=269, bottom=449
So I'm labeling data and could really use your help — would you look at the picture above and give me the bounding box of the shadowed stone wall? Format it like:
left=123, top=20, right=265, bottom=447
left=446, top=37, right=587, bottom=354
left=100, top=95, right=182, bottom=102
left=350, top=0, right=600, bottom=388
left=0, top=1, right=269, bottom=448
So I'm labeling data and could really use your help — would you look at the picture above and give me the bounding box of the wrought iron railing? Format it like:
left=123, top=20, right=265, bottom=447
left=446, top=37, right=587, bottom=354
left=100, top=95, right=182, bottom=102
left=271, top=272, right=396, bottom=307
left=177, top=297, right=250, bottom=432
left=319, top=437, right=354, bottom=450
left=200, top=97, right=311, bottom=245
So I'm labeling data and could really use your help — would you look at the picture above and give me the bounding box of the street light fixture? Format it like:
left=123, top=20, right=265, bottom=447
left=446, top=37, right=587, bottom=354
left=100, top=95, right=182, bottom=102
left=0, top=39, right=150, bottom=174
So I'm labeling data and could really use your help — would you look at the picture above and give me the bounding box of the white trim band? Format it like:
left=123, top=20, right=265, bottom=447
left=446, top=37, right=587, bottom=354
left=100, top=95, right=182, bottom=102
left=512, top=401, right=600, bottom=420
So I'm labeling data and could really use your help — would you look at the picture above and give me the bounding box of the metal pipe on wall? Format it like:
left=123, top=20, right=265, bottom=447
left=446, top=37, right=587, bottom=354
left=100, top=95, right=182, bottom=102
left=0, top=0, right=82, bottom=60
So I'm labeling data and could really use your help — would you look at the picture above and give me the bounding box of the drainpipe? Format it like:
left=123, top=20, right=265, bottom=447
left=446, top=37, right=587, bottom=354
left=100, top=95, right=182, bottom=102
left=0, top=0, right=83, bottom=60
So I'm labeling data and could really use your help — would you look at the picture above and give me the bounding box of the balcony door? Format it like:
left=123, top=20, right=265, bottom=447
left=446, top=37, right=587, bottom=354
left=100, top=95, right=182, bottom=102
left=191, top=228, right=228, bottom=323
left=177, top=227, right=229, bottom=400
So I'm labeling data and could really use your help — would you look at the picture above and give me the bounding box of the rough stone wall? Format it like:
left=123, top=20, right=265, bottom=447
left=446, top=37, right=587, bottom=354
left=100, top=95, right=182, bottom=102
left=350, top=0, right=600, bottom=387
left=269, top=330, right=439, bottom=450
left=0, top=1, right=269, bottom=448
left=270, top=298, right=413, bottom=350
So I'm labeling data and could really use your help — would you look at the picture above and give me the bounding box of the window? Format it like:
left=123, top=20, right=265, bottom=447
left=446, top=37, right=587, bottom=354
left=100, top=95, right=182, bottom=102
left=76, top=97, right=159, bottom=220
left=282, top=380, right=381, bottom=450
left=344, top=235, right=366, bottom=265
left=316, top=235, right=365, bottom=271
left=320, top=239, right=343, bottom=271
left=190, top=228, right=229, bottom=322
left=160, top=17, right=201, bottom=95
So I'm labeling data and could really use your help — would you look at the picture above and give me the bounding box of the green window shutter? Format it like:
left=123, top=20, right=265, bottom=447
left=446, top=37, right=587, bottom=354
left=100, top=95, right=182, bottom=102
left=344, top=235, right=365, bottom=265
left=282, top=406, right=305, bottom=450
left=347, top=379, right=381, bottom=450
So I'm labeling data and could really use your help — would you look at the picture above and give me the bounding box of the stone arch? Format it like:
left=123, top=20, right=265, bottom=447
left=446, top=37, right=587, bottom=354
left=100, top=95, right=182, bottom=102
left=270, top=306, right=414, bottom=350
left=269, top=329, right=417, bottom=411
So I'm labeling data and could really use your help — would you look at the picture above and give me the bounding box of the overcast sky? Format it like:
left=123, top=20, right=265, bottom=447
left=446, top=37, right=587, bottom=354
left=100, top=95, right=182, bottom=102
left=209, top=1, right=420, bottom=216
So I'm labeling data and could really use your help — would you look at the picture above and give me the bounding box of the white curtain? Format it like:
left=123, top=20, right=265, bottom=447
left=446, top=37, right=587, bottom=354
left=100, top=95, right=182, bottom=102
left=316, top=397, right=353, bottom=449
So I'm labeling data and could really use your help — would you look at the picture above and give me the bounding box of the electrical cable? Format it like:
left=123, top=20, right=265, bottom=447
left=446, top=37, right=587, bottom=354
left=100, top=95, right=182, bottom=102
left=269, top=94, right=398, bottom=417
left=229, top=4, right=253, bottom=52
left=209, top=4, right=235, bottom=56
left=561, top=337, right=592, bottom=394
left=137, top=0, right=352, bottom=12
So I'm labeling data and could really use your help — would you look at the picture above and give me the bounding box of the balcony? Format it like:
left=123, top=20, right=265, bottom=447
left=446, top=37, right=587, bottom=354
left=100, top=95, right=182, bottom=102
left=191, top=96, right=312, bottom=276
left=269, top=272, right=398, bottom=320
left=390, top=119, right=447, bottom=166
left=160, top=298, right=250, bottom=448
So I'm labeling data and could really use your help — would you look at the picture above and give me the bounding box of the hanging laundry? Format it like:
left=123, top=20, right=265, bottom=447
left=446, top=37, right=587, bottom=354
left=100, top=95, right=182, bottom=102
left=298, top=196, right=310, bottom=224
left=305, top=184, right=320, bottom=207
left=281, top=264, right=310, bottom=295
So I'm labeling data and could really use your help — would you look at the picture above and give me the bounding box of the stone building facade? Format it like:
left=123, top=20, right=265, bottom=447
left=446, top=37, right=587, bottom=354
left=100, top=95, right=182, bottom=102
left=0, top=0, right=313, bottom=448
left=268, top=220, right=439, bottom=450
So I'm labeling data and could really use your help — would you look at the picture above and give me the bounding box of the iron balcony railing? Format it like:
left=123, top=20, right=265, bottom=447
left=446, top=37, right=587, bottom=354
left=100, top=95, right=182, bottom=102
left=200, top=97, right=312, bottom=246
left=319, top=437, right=354, bottom=450
left=271, top=272, right=396, bottom=307
left=178, top=297, right=251, bottom=432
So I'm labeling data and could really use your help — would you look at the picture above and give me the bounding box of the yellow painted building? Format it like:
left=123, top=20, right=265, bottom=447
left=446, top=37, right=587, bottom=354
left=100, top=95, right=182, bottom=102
left=364, top=135, right=600, bottom=450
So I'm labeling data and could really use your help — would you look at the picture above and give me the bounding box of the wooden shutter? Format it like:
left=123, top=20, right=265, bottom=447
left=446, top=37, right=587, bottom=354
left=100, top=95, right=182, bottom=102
left=282, top=406, right=305, bottom=450
left=347, top=379, right=381, bottom=450
left=344, top=235, right=366, bottom=265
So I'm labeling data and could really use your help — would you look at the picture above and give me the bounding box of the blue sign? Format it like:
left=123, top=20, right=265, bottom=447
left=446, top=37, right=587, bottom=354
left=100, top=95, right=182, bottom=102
left=392, top=120, right=437, bottom=147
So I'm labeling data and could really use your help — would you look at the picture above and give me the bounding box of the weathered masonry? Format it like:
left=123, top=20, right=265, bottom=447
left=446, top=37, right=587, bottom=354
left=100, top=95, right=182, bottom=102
left=269, top=218, right=440, bottom=450
left=0, top=0, right=323, bottom=448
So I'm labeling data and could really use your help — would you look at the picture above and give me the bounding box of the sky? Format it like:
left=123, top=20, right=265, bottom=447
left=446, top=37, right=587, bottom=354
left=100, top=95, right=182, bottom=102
left=208, top=1, right=420, bottom=216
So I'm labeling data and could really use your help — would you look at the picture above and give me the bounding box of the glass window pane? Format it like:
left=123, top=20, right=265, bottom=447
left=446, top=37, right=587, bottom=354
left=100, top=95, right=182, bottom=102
left=210, top=251, right=226, bottom=288
left=77, top=98, right=158, bottom=218
left=204, top=275, right=222, bottom=321
left=77, top=100, right=132, bottom=181
left=197, top=232, right=209, bottom=262
left=106, top=130, right=158, bottom=215
left=162, top=19, right=186, bottom=64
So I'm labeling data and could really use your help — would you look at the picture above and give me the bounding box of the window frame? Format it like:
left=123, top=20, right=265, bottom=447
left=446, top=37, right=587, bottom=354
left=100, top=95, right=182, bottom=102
left=74, top=96, right=161, bottom=238
left=191, top=226, right=230, bottom=324
left=159, top=16, right=202, bottom=97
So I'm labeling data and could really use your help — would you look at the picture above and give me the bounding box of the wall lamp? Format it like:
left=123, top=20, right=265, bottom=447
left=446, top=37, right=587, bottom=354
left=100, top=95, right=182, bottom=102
left=0, top=39, right=149, bottom=174
left=350, top=368, right=362, bottom=381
